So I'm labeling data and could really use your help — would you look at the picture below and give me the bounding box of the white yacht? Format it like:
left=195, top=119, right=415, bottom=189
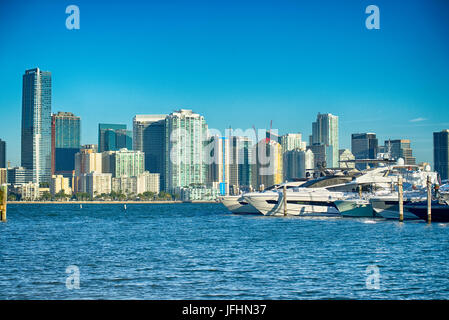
left=220, top=180, right=308, bottom=214
left=243, top=166, right=420, bottom=217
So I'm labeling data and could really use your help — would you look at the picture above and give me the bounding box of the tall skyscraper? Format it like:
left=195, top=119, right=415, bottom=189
left=0, top=138, right=5, bottom=168
left=310, top=113, right=339, bottom=168
left=434, top=130, right=449, bottom=180
left=206, top=135, right=230, bottom=195
left=133, top=115, right=167, bottom=187
left=51, top=112, right=81, bottom=175
left=256, top=138, right=283, bottom=189
left=385, top=139, right=416, bottom=165
left=165, top=109, right=208, bottom=193
left=228, top=135, right=253, bottom=190
left=351, top=133, right=378, bottom=170
left=98, top=124, right=132, bottom=152
left=21, top=68, right=52, bottom=184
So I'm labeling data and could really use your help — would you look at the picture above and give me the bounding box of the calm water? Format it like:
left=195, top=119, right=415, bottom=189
left=0, top=203, right=448, bottom=300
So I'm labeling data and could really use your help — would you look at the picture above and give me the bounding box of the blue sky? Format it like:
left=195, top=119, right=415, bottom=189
left=1, top=0, right=449, bottom=166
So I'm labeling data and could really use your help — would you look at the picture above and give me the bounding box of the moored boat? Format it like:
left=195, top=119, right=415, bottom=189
left=404, top=201, right=449, bottom=222
left=334, top=199, right=379, bottom=218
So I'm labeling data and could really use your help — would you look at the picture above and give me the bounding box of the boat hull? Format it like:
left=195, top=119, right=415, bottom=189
left=334, top=200, right=378, bottom=218
left=405, top=202, right=449, bottom=222
left=244, top=193, right=341, bottom=217
left=220, top=196, right=260, bottom=214
left=370, top=199, right=419, bottom=220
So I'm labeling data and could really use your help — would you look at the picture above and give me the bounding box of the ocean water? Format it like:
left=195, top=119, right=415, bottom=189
left=0, top=203, right=448, bottom=300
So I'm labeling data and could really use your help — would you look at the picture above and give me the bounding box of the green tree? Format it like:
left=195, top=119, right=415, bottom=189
left=40, top=191, right=52, bottom=201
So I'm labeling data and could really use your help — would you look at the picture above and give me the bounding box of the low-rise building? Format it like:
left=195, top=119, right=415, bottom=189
left=177, top=185, right=220, bottom=201
left=9, top=182, right=40, bottom=201
left=77, top=172, right=112, bottom=197
left=112, top=172, right=160, bottom=195
left=50, top=175, right=72, bottom=196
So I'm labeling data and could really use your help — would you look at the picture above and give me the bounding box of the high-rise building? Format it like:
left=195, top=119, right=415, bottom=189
left=0, top=138, right=5, bottom=168
left=165, top=109, right=208, bottom=193
left=74, top=148, right=102, bottom=176
left=74, top=148, right=102, bottom=192
left=98, top=124, right=132, bottom=152
left=280, top=133, right=306, bottom=154
left=256, top=138, right=283, bottom=189
left=310, top=113, right=339, bottom=168
left=228, top=135, right=253, bottom=190
left=206, top=135, right=230, bottom=195
left=21, top=68, right=52, bottom=184
left=133, top=115, right=166, bottom=187
left=283, top=148, right=314, bottom=180
left=102, top=148, right=145, bottom=178
left=51, top=112, right=81, bottom=177
left=351, top=133, right=378, bottom=170
left=385, top=139, right=416, bottom=165
left=339, top=149, right=356, bottom=169
left=434, top=130, right=449, bottom=180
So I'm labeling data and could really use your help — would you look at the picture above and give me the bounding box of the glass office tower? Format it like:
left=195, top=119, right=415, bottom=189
left=21, top=68, right=52, bottom=184
left=98, top=124, right=132, bottom=152
left=133, top=115, right=167, bottom=189
left=51, top=112, right=81, bottom=177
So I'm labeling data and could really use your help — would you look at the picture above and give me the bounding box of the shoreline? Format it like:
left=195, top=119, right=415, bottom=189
left=8, top=200, right=220, bottom=204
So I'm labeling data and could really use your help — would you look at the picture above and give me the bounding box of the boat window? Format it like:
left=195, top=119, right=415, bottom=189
left=300, top=176, right=354, bottom=188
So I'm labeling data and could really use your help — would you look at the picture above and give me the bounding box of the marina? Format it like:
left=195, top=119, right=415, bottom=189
left=220, top=159, right=448, bottom=222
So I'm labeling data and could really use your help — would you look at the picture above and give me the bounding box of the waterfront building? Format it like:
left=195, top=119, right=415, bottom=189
left=133, top=115, right=167, bottom=188
left=310, top=113, right=339, bottom=168
left=351, top=133, right=378, bottom=170
left=7, top=166, right=33, bottom=184
left=21, top=68, right=52, bottom=184
left=434, top=130, right=449, bottom=180
left=9, top=182, right=40, bottom=201
left=111, top=171, right=160, bottom=195
left=51, top=112, right=80, bottom=177
left=50, top=174, right=71, bottom=196
left=101, top=148, right=144, bottom=178
left=98, top=124, right=132, bottom=152
left=283, top=148, right=314, bottom=180
left=177, top=185, right=220, bottom=201
left=77, top=172, right=112, bottom=197
left=339, top=149, right=356, bottom=169
left=256, top=137, right=283, bottom=188
left=165, top=109, right=208, bottom=193
left=385, top=139, right=416, bottom=165
left=280, top=133, right=306, bottom=154
left=0, top=168, right=7, bottom=185
left=0, top=138, right=5, bottom=168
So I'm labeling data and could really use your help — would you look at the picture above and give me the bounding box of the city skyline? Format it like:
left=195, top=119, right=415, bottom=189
left=1, top=0, right=449, bottom=166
